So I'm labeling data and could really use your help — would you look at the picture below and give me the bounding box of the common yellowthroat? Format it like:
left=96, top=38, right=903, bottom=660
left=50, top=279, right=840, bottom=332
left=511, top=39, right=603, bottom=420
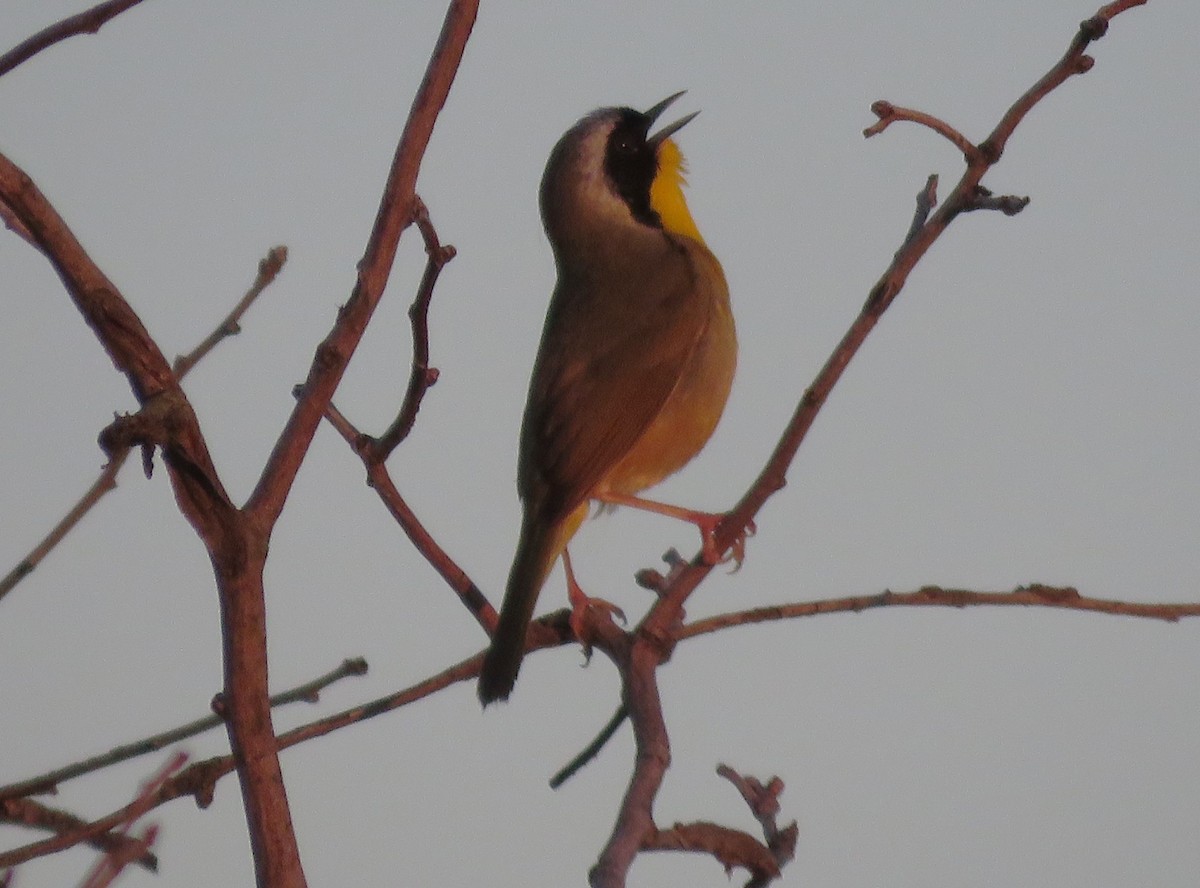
left=478, top=93, right=736, bottom=704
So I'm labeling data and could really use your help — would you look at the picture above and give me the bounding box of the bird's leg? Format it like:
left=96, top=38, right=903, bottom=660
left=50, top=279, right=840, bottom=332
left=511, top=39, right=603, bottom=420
left=563, top=549, right=626, bottom=655
left=594, top=491, right=755, bottom=567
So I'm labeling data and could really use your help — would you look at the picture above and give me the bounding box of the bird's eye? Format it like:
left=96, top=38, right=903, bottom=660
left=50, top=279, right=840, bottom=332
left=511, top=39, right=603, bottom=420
left=615, top=136, right=637, bottom=155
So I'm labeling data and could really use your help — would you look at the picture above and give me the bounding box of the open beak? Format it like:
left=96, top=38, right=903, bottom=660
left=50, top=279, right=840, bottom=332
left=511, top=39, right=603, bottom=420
left=645, top=91, right=700, bottom=147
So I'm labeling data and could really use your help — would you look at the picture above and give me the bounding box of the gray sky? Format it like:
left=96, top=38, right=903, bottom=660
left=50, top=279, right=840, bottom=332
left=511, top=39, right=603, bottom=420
left=2, top=3, right=1198, bottom=886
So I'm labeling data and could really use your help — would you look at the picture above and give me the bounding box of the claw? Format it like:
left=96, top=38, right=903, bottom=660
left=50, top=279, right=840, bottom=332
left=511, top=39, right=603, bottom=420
left=563, top=549, right=625, bottom=656
left=693, top=513, right=756, bottom=569
left=719, top=518, right=757, bottom=572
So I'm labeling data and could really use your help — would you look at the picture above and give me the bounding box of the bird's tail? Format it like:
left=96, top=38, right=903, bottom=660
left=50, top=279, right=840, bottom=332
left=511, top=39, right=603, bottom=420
left=478, top=507, right=581, bottom=705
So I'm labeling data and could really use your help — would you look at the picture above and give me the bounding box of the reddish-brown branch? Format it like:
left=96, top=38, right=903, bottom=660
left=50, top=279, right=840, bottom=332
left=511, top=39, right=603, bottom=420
left=371, top=197, right=456, bottom=458
left=0, top=0, right=150, bottom=78
left=589, top=632, right=667, bottom=888
left=0, top=652, right=486, bottom=871
left=311, top=198, right=487, bottom=630
left=76, top=752, right=181, bottom=888
left=0, top=449, right=127, bottom=603
left=644, top=822, right=778, bottom=884
left=320, top=400, right=496, bottom=633
left=680, top=584, right=1200, bottom=640
left=0, top=193, right=35, bottom=245
left=1, top=245, right=285, bottom=604
left=78, top=823, right=159, bottom=888
left=246, top=1, right=478, bottom=528
left=174, top=245, right=288, bottom=377
left=1, top=3, right=478, bottom=881
left=0, top=657, right=366, bottom=803
left=0, top=156, right=178, bottom=403
left=0, top=123, right=297, bottom=888
left=0, top=753, right=184, bottom=871
left=0, top=797, right=157, bottom=873
left=580, top=6, right=1154, bottom=885
left=5, top=580, right=1188, bottom=874
left=864, top=101, right=980, bottom=161
left=646, top=767, right=797, bottom=888
left=648, top=1, right=1147, bottom=633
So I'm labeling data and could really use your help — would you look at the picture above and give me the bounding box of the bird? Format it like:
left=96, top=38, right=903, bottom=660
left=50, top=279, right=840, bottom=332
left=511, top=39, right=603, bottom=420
left=478, top=92, right=737, bottom=704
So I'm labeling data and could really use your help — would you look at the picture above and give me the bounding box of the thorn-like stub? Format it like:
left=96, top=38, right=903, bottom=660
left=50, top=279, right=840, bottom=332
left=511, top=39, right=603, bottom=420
left=635, top=568, right=666, bottom=592
left=315, top=341, right=342, bottom=370
left=1075, top=54, right=1096, bottom=74
left=1080, top=16, right=1109, bottom=42
left=870, top=99, right=894, bottom=118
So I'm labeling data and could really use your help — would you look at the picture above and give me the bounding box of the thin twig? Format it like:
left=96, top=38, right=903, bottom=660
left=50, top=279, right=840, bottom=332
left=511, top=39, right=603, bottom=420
left=0, top=651, right=486, bottom=870
left=900, top=174, right=938, bottom=250
left=75, top=752, right=183, bottom=888
left=643, top=766, right=801, bottom=888
left=371, top=197, right=456, bottom=458
left=0, top=0, right=150, bottom=78
left=585, top=6, right=1154, bottom=886
left=864, top=101, right=980, bottom=161
left=0, top=657, right=367, bottom=802
left=0, top=244, right=289, bottom=603
left=680, top=0, right=1145, bottom=607
left=320, top=400, right=495, bottom=633
left=246, top=0, right=479, bottom=528
left=3, top=579, right=1186, bottom=873
left=173, top=246, right=288, bottom=377
left=680, top=584, right=1200, bottom=640
left=0, top=754, right=185, bottom=871
left=549, top=705, right=629, bottom=789
left=0, top=797, right=157, bottom=873
left=0, top=450, right=127, bottom=603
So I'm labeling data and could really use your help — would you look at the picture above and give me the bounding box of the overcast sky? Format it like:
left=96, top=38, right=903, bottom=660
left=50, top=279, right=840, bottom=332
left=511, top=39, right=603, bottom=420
left=2, top=3, right=1198, bottom=887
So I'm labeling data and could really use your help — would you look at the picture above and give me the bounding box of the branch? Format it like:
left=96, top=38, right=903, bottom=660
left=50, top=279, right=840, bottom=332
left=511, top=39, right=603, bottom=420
left=549, top=705, right=628, bottom=789
left=0, top=450, right=128, bottom=604
left=589, top=631, right=668, bottom=888
left=644, top=767, right=801, bottom=888
left=864, top=101, right=979, bottom=160
left=580, top=6, right=1153, bottom=885
left=0, top=0, right=150, bottom=79
left=644, top=823, right=778, bottom=887
left=0, top=150, right=233, bottom=530
left=173, top=245, right=288, bottom=377
left=680, top=584, right=1200, bottom=640
left=5, top=577, right=1183, bottom=875
left=320, top=400, right=496, bottom=633
left=0, top=657, right=367, bottom=802
left=246, top=1, right=478, bottom=527
left=309, top=198, right=491, bottom=632
left=75, top=752, right=183, bottom=888
left=370, top=197, right=456, bottom=458
left=0, top=797, right=156, bottom=873
left=1, top=245, right=286, bottom=603
left=0, top=147, right=300, bottom=883
left=0, top=651, right=484, bottom=870
left=652, top=0, right=1148, bottom=629
left=0, top=753, right=185, bottom=872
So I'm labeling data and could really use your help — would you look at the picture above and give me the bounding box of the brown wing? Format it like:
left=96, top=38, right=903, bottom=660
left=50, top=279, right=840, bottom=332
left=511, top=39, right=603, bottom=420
left=518, top=238, right=708, bottom=522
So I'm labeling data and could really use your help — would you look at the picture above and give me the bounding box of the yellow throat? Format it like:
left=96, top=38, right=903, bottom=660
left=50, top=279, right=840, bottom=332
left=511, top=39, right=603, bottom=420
left=650, top=138, right=705, bottom=245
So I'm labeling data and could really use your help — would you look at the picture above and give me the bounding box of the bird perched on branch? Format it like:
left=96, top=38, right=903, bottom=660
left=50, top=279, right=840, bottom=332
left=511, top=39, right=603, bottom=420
left=478, top=92, right=737, bottom=704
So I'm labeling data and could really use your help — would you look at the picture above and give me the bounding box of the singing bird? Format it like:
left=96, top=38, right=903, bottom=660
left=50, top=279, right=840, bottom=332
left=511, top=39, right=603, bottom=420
left=478, top=93, right=737, bottom=704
